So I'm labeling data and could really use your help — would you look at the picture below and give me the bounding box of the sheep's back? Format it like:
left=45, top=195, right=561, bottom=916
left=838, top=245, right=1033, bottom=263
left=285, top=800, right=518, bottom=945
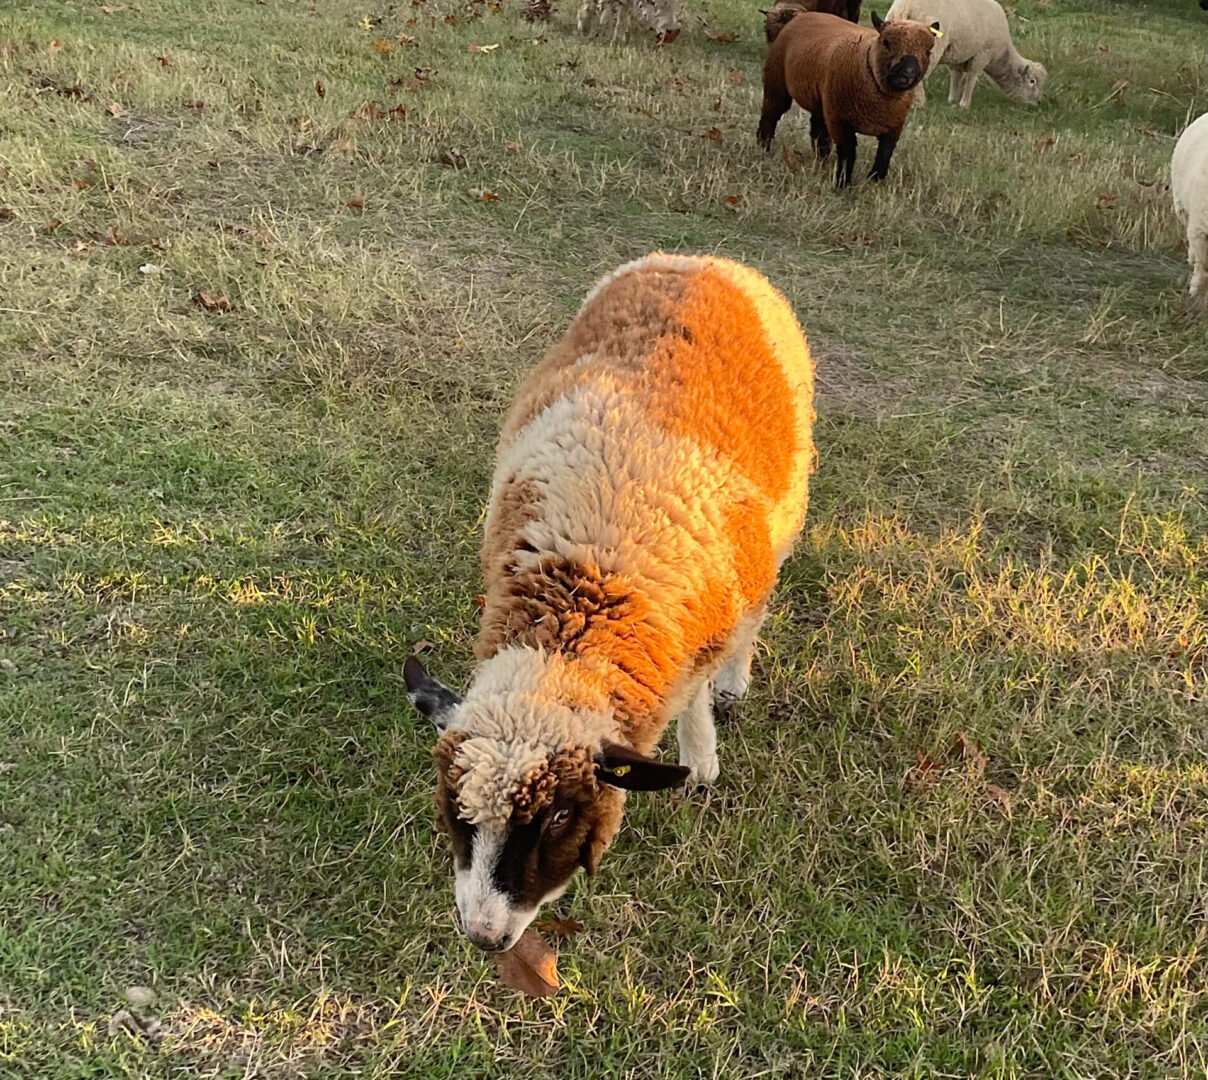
left=478, top=254, right=814, bottom=686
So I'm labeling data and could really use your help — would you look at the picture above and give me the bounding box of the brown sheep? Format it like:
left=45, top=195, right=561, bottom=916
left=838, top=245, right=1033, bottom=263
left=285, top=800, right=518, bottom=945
left=762, top=0, right=861, bottom=45
left=758, top=10, right=940, bottom=187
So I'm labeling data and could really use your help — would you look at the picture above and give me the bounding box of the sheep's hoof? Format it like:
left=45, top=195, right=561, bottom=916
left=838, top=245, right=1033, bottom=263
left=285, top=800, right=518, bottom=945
left=681, top=754, right=720, bottom=787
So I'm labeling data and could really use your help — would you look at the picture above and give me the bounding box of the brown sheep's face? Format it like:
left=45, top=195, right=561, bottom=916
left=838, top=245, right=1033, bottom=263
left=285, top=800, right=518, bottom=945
left=870, top=12, right=939, bottom=94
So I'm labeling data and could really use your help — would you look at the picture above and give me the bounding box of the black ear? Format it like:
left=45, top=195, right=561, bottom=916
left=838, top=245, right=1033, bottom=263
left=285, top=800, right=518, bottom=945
left=403, top=656, right=462, bottom=731
left=594, top=741, right=690, bottom=791
left=870, top=9, right=883, bottom=29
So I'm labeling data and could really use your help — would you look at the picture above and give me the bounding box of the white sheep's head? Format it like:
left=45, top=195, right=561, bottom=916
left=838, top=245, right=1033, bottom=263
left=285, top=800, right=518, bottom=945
left=405, top=656, right=689, bottom=953
left=1012, top=60, right=1048, bottom=105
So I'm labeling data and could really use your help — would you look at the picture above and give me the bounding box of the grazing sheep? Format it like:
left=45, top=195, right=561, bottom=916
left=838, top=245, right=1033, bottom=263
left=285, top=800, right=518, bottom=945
left=1171, top=113, right=1208, bottom=309
left=758, top=10, right=940, bottom=187
left=886, top=0, right=1046, bottom=107
left=761, top=0, right=861, bottom=45
left=406, top=253, right=815, bottom=952
left=578, top=0, right=679, bottom=43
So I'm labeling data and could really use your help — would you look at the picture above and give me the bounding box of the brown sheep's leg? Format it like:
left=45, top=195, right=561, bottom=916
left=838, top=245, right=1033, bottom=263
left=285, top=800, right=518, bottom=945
left=757, top=90, right=792, bottom=152
left=833, top=123, right=857, bottom=188
left=868, top=131, right=899, bottom=181
left=810, top=112, right=831, bottom=161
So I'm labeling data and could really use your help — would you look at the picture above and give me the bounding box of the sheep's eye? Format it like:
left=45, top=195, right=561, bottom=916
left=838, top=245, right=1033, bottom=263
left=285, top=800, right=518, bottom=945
left=549, top=808, right=572, bottom=831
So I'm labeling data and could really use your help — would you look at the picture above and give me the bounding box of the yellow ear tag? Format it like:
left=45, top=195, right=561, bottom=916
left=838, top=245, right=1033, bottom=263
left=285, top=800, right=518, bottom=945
left=930, top=27, right=943, bottom=36
left=612, top=764, right=631, bottom=776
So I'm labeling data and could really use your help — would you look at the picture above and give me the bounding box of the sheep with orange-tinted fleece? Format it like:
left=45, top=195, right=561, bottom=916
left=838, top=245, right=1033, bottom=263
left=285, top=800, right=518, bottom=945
left=405, top=253, right=815, bottom=954
left=759, top=10, right=941, bottom=188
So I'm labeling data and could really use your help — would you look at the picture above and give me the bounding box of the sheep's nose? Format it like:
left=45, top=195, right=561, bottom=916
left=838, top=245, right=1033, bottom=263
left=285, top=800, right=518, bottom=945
left=891, top=57, right=920, bottom=89
left=466, top=919, right=510, bottom=952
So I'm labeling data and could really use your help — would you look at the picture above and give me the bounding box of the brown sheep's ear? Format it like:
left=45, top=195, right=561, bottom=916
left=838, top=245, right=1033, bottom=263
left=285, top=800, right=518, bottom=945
left=595, top=741, right=690, bottom=791
left=870, top=9, right=883, bottom=29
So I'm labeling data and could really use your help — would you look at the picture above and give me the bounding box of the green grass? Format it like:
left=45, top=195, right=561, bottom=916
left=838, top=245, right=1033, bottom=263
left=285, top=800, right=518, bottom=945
left=0, top=0, right=1204, bottom=1075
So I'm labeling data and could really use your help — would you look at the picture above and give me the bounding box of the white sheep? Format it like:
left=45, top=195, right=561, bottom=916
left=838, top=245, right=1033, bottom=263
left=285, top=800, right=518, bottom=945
left=405, top=253, right=815, bottom=952
left=1171, top=113, right=1208, bottom=309
left=577, top=0, right=680, bottom=43
left=886, top=0, right=1047, bottom=108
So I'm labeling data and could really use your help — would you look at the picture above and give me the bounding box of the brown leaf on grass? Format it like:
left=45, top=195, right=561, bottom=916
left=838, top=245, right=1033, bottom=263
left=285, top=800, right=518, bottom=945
left=370, top=37, right=395, bottom=54
left=331, top=136, right=356, bottom=155
left=411, top=640, right=435, bottom=654
left=782, top=146, right=805, bottom=173
left=0, top=207, right=15, bottom=221
left=1095, top=192, right=1117, bottom=210
left=48, top=39, right=63, bottom=53
left=435, top=146, right=468, bottom=168
left=728, top=68, right=744, bottom=85
left=1068, top=152, right=1086, bottom=167
left=478, top=189, right=501, bottom=202
left=504, top=140, right=524, bottom=151
left=983, top=784, right=1013, bottom=816
left=346, top=194, right=366, bottom=210
left=952, top=732, right=987, bottom=778
left=99, top=4, right=127, bottom=12
left=105, top=225, right=128, bottom=245
left=106, top=101, right=126, bottom=117
left=522, top=0, right=550, bottom=19
left=42, top=218, right=65, bottom=233
left=185, top=99, right=204, bottom=112
left=468, top=42, right=500, bottom=52
left=701, top=126, right=723, bottom=142
left=582, top=77, right=597, bottom=87
left=495, top=929, right=558, bottom=996
left=905, top=749, right=942, bottom=793
left=195, top=289, right=233, bottom=313
left=704, top=25, right=739, bottom=42
left=534, top=915, right=585, bottom=941
left=722, top=194, right=742, bottom=209
left=158, top=55, right=172, bottom=66
left=1034, top=136, right=1054, bottom=151
left=398, top=33, right=418, bottom=45
left=472, top=593, right=486, bottom=609
left=315, top=79, right=325, bottom=97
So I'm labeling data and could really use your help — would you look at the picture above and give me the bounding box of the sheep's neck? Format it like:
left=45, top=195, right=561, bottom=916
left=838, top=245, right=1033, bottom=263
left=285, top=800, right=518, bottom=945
left=985, top=44, right=1024, bottom=87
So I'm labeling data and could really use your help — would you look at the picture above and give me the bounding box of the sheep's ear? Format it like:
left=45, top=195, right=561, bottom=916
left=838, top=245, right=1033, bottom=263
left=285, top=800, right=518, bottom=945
left=403, top=656, right=462, bottom=731
left=870, top=9, right=883, bottom=29
left=595, top=741, right=690, bottom=791
left=929, top=20, right=941, bottom=31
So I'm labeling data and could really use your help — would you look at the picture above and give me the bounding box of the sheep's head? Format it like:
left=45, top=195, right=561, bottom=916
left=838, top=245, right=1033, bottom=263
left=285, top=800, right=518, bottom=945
left=869, top=11, right=940, bottom=94
left=1010, top=59, right=1047, bottom=105
left=407, top=656, right=688, bottom=952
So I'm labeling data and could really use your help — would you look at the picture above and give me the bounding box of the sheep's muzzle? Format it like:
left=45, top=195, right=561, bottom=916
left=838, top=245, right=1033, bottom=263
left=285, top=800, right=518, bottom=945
left=888, top=55, right=922, bottom=91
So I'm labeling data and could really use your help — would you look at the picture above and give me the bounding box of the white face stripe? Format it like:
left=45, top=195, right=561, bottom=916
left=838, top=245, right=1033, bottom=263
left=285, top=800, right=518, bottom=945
left=452, top=826, right=570, bottom=949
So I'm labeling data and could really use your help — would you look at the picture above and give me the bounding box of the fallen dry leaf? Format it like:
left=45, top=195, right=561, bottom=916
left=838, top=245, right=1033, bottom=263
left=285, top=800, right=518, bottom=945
left=105, top=225, right=127, bottom=246
left=473, top=593, right=486, bottom=609
left=435, top=146, right=468, bottom=168
left=49, top=39, right=63, bottom=53
left=42, top=218, right=65, bottom=233
left=370, top=37, right=395, bottom=54
left=106, top=101, right=126, bottom=117
left=495, top=929, right=558, bottom=996
left=701, top=126, right=723, bottom=142
left=157, top=55, right=172, bottom=66
left=411, top=640, right=435, bottom=654
left=398, top=33, right=418, bottom=45
left=522, top=0, right=551, bottom=19
left=195, top=289, right=233, bottom=313
left=468, top=42, right=500, bottom=52
left=782, top=146, right=805, bottom=173
left=704, top=25, right=738, bottom=42
left=478, top=189, right=501, bottom=202
left=952, top=731, right=987, bottom=778
left=185, top=99, right=204, bottom=112
left=722, top=194, right=742, bottom=208
left=315, top=79, right=325, bottom=97
left=504, top=140, right=524, bottom=151
left=534, top=915, right=585, bottom=941
left=0, top=207, right=16, bottom=222
left=984, top=784, right=1013, bottom=815
left=331, top=136, right=356, bottom=155
left=1034, top=136, right=1054, bottom=151
left=346, top=194, right=366, bottom=210
left=99, top=4, right=127, bottom=12
left=728, top=68, right=744, bottom=85
left=905, top=749, right=942, bottom=793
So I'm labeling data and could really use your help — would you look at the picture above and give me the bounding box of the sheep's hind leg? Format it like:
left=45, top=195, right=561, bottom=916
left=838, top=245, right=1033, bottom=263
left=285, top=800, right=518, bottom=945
left=677, top=684, right=719, bottom=786
left=809, top=112, right=831, bottom=161
left=868, top=130, right=899, bottom=181
left=757, top=90, right=792, bottom=152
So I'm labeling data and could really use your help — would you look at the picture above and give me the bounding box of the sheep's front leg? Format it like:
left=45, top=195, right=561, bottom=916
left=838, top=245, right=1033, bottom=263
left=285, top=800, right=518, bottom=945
left=947, top=65, right=963, bottom=104
left=958, top=57, right=988, bottom=108
left=677, top=684, right=719, bottom=786
left=757, top=89, right=792, bottom=151
left=868, top=130, right=899, bottom=181
left=833, top=122, right=857, bottom=188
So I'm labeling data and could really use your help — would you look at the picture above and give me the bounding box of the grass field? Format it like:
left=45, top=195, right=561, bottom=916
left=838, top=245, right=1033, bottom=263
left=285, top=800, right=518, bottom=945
left=0, top=0, right=1205, bottom=1075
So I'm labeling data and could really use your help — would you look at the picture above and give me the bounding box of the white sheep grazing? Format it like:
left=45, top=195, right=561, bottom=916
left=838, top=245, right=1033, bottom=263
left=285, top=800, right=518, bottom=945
left=577, top=0, right=679, bottom=43
left=1171, top=113, right=1208, bottom=309
left=886, top=0, right=1046, bottom=108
